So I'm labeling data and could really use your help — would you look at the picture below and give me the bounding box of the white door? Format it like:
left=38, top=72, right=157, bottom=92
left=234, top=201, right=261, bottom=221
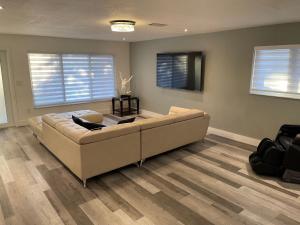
left=0, top=52, right=14, bottom=128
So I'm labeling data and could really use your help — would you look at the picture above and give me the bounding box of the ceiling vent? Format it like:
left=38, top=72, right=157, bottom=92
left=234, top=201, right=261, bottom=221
left=148, top=23, right=167, bottom=27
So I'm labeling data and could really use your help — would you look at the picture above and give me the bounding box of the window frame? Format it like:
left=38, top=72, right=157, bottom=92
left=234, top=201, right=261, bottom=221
left=27, top=52, right=117, bottom=108
left=250, top=44, right=300, bottom=100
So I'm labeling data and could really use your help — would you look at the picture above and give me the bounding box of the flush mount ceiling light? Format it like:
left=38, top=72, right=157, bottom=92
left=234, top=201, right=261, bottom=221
left=110, top=20, right=135, bottom=32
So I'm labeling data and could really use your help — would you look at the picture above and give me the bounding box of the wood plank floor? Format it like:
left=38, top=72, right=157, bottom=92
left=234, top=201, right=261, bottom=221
left=0, top=126, right=300, bottom=225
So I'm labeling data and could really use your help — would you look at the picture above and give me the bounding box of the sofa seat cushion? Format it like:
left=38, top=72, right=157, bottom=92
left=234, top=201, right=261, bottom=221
left=79, top=123, right=140, bottom=144
left=55, top=121, right=90, bottom=143
left=42, top=114, right=69, bottom=127
left=42, top=110, right=103, bottom=128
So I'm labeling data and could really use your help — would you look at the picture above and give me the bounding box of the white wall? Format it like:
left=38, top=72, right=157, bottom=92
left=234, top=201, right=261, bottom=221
left=0, top=34, right=130, bottom=125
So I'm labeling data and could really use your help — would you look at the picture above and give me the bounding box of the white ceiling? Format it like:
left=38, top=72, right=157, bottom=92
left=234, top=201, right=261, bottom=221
left=0, top=0, right=300, bottom=42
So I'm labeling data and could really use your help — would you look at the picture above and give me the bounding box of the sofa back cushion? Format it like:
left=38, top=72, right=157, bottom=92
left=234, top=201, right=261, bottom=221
left=134, top=115, right=177, bottom=130
left=172, top=110, right=204, bottom=122
left=79, top=123, right=140, bottom=144
left=169, top=106, right=204, bottom=116
left=52, top=120, right=140, bottom=144
left=135, top=108, right=204, bottom=130
left=169, top=106, right=192, bottom=115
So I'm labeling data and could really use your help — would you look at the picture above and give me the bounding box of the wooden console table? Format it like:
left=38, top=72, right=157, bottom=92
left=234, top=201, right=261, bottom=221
left=112, top=96, right=140, bottom=117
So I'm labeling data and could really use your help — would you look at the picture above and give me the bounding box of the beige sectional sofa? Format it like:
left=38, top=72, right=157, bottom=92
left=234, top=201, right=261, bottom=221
left=29, top=107, right=209, bottom=187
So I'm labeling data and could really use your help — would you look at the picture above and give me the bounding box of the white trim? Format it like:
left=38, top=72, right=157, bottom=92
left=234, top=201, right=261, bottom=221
left=250, top=89, right=300, bottom=100
left=254, top=44, right=300, bottom=50
left=208, top=127, right=260, bottom=146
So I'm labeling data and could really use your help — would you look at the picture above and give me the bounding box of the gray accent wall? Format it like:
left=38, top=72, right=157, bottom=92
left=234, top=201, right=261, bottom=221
left=130, top=22, right=300, bottom=139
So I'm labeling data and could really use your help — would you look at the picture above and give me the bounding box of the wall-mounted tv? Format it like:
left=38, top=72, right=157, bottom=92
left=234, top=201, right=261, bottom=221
left=156, top=52, right=203, bottom=91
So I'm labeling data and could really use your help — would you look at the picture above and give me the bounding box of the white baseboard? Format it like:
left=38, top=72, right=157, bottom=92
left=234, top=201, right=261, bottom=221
left=208, top=127, right=260, bottom=146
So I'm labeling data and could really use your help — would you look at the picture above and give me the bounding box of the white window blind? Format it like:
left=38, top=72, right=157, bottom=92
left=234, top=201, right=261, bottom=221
left=250, top=45, right=300, bottom=99
left=28, top=53, right=115, bottom=107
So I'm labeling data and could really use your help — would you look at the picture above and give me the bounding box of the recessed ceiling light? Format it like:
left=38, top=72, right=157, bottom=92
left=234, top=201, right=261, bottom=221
left=110, top=20, right=135, bottom=32
left=0, top=6, right=4, bottom=10
left=184, top=28, right=188, bottom=32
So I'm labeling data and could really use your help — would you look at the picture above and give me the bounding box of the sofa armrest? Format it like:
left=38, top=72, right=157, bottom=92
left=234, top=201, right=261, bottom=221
left=79, top=123, right=140, bottom=144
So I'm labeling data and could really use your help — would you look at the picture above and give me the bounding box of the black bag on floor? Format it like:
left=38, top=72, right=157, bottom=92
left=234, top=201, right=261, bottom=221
left=249, top=138, right=285, bottom=177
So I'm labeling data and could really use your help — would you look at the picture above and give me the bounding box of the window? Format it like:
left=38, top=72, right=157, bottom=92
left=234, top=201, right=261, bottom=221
left=250, top=45, right=300, bottom=99
left=28, top=53, right=115, bottom=107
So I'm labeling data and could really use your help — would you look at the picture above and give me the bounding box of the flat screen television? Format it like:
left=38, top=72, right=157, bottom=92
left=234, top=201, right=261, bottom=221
left=156, top=52, right=203, bottom=91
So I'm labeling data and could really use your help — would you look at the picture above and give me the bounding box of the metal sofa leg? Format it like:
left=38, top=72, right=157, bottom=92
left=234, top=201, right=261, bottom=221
left=83, top=179, right=87, bottom=188
left=139, top=159, right=145, bottom=167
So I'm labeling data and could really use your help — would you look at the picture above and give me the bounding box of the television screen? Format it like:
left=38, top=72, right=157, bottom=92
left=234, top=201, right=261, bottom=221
left=156, top=52, right=203, bottom=91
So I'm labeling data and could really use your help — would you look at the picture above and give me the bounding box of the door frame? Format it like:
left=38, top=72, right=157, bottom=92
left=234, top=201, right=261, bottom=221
left=0, top=50, right=17, bottom=128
